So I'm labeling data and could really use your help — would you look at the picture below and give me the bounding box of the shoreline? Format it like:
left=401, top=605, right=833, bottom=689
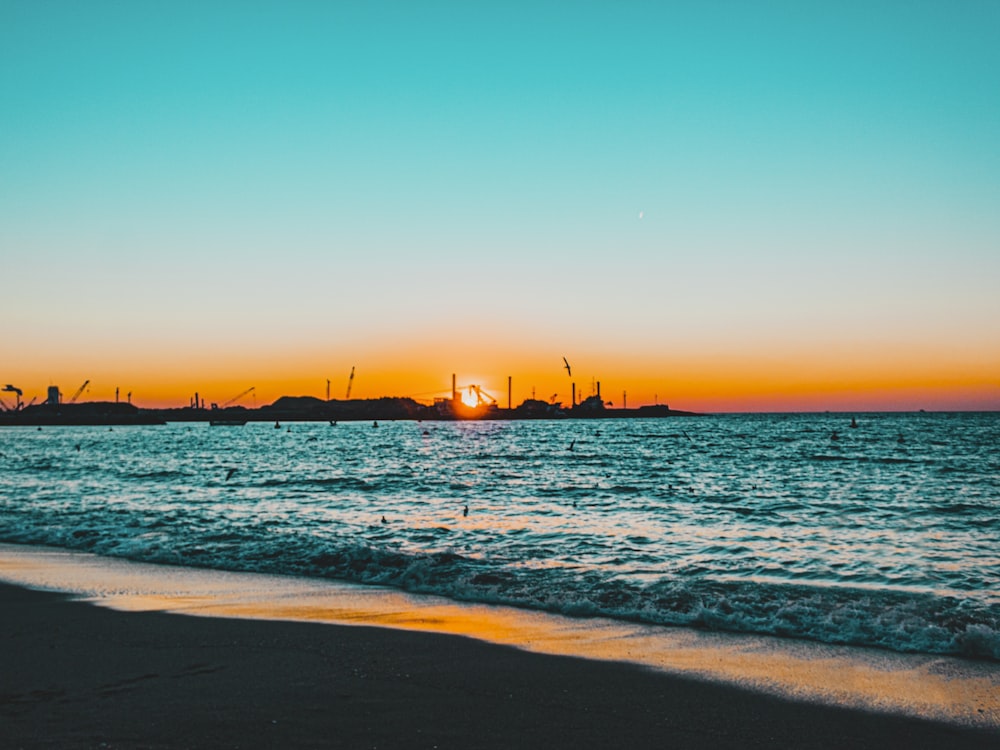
left=1, top=544, right=998, bottom=748
left=2, top=582, right=997, bottom=750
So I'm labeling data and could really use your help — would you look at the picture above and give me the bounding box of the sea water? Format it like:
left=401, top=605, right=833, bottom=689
left=1, top=413, right=998, bottom=661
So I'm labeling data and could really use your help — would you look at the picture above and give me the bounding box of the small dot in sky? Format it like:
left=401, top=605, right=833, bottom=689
left=638, top=210, right=644, bottom=220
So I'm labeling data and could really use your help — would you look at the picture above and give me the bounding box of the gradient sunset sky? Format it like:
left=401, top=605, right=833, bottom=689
left=2, top=1, right=998, bottom=412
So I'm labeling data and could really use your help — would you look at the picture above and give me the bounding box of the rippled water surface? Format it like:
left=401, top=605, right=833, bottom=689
left=2, top=413, right=998, bottom=658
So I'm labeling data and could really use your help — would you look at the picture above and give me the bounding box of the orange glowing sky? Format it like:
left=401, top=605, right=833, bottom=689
left=5, top=331, right=998, bottom=413
left=2, top=3, right=998, bottom=412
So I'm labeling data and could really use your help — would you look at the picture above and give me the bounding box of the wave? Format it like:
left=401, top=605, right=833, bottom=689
left=258, top=476, right=375, bottom=491
left=2, top=524, right=997, bottom=662
left=809, top=454, right=924, bottom=466
left=126, top=470, right=190, bottom=480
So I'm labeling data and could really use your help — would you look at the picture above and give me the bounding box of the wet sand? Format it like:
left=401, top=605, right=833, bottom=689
left=2, top=582, right=997, bottom=750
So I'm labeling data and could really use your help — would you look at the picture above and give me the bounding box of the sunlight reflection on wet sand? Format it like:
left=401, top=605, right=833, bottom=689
left=2, top=543, right=997, bottom=729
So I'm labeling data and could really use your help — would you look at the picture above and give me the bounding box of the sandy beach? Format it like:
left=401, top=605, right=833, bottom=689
left=2, top=581, right=997, bottom=750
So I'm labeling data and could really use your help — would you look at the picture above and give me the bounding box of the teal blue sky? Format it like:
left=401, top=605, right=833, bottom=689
left=2, top=1, right=998, bottom=409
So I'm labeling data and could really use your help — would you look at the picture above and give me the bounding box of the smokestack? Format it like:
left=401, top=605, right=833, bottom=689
left=452, top=373, right=457, bottom=401
left=572, top=383, right=576, bottom=407
left=508, top=376, right=512, bottom=410
left=597, top=381, right=601, bottom=399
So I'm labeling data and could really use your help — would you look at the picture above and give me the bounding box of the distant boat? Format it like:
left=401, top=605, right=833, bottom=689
left=210, top=419, right=246, bottom=427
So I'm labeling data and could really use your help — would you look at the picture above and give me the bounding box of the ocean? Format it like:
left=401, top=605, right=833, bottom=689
left=1, top=412, right=998, bottom=661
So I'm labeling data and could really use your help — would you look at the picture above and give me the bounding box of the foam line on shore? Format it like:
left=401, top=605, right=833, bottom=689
left=1, top=542, right=997, bottom=729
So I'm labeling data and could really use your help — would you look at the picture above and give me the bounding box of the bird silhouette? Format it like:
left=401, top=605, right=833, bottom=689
left=562, top=357, right=572, bottom=376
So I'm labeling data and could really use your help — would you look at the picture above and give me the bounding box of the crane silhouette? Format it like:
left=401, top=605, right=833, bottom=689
left=346, top=366, right=355, bottom=399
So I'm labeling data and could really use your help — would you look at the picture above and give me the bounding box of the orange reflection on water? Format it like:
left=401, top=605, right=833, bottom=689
left=166, top=595, right=1000, bottom=729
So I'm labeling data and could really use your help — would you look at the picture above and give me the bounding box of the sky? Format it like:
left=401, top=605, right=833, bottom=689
left=2, top=1, right=998, bottom=412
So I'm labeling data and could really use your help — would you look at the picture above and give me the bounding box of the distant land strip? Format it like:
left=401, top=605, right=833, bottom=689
left=0, top=395, right=700, bottom=426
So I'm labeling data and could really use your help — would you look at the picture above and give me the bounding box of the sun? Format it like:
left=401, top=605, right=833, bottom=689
left=460, top=389, right=480, bottom=408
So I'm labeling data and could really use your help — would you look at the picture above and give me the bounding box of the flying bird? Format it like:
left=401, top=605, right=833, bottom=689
left=562, top=357, right=572, bottom=377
